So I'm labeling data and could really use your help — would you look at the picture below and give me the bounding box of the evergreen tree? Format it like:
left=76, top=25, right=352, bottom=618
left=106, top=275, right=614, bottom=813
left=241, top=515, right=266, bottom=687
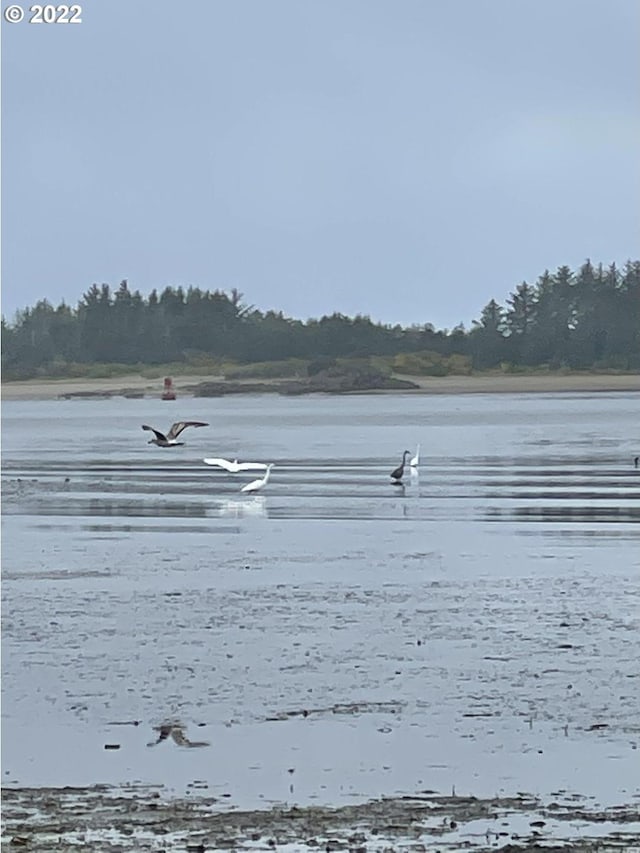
left=2, top=261, right=638, bottom=377
left=470, top=299, right=507, bottom=367
left=505, top=282, right=537, bottom=364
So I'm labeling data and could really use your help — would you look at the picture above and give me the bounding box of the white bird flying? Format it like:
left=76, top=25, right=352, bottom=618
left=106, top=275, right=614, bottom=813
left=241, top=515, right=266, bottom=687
left=410, top=443, right=420, bottom=467
left=240, top=463, right=274, bottom=493
left=203, top=457, right=268, bottom=473
left=142, top=421, right=208, bottom=447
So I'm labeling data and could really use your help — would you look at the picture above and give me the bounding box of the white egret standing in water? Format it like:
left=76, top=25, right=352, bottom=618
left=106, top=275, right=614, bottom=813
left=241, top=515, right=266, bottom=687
left=241, top=463, right=274, bottom=493
left=410, top=444, right=420, bottom=468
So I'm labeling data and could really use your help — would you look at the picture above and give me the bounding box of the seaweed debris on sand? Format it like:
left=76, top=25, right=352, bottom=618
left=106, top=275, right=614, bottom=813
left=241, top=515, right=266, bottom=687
left=2, top=786, right=639, bottom=851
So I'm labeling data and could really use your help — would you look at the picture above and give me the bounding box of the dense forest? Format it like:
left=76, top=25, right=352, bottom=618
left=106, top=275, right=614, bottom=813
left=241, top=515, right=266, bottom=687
left=2, top=259, right=639, bottom=380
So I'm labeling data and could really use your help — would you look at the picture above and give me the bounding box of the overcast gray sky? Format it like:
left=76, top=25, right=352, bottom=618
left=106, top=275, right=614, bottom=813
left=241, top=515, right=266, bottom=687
left=2, top=0, right=638, bottom=329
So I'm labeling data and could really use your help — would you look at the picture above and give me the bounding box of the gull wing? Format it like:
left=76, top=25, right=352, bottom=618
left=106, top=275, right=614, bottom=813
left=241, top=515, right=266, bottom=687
left=147, top=724, right=171, bottom=746
left=203, top=457, right=234, bottom=472
left=142, top=425, right=167, bottom=442
left=167, top=421, right=209, bottom=440
left=170, top=726, right=190, bottom=746
left=169, top=725, right=210, bottom=748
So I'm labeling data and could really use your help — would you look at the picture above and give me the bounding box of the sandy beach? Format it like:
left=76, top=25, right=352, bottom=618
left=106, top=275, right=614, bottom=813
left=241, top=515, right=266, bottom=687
left=2, top=371, right=638, bottom=400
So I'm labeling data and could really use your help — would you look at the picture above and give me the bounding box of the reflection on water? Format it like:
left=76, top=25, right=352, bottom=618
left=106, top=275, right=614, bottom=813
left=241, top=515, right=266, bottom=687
left=147, top=722, right=210, bottom=749
left=213, top=496, right=268, bottom=518
left=489, top=506, right=640, bottom=523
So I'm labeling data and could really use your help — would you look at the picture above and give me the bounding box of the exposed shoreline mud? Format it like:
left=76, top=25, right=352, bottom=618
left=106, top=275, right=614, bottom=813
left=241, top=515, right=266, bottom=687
left=3, top=785, right=640, bottom=851
left=1, top=371, right=638, bottom=400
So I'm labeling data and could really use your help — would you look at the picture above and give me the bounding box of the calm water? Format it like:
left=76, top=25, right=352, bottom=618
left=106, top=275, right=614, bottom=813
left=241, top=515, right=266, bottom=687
left=2, top=392, right=639, bottom=808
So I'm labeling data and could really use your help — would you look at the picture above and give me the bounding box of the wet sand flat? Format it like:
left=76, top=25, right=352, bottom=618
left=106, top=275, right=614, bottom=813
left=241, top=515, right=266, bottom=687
left=2, top=393, right=639, bottom=850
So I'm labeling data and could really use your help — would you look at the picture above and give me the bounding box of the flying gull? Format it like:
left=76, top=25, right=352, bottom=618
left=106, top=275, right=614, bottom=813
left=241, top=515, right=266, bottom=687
left=142, top=421, right=208, bottom=447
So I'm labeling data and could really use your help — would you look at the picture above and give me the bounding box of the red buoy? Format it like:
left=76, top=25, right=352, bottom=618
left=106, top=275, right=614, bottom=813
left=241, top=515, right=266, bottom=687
left=161, top=377, right=176, bottom=400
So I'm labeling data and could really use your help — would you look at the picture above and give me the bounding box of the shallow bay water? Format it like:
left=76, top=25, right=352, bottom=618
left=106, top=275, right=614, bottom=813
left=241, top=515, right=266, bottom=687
left=2, top=391, right=639, bottom=820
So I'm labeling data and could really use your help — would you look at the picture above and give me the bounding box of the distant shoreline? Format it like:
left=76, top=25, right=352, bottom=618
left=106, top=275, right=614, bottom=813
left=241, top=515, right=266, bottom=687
left=1, top=372, right=638, bottom=401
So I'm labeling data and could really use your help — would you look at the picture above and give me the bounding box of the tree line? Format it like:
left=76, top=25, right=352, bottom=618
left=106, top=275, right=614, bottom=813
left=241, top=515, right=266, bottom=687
left=2, top=259, right=639, bottom=379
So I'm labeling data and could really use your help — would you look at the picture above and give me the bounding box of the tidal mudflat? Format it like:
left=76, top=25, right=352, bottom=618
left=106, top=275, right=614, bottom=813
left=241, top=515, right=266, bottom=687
left=2, top=393, right=639, bottom=850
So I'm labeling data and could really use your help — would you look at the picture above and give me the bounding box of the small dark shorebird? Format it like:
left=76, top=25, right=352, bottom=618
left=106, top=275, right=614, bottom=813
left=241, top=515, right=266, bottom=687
left=390, top=450, right=411, bottom=484
left=142, top=421, right=208, bottom=447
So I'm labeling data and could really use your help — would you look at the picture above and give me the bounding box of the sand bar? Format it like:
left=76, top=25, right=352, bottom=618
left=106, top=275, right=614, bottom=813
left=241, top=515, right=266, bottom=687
left=1, top=372, right=638, bottom=401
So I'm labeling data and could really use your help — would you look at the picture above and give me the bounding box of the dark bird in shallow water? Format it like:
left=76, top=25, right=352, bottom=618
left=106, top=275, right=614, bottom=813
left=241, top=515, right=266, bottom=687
left=390, top=450, right=411, bottom=483
left=634, top=456, right=639, bottom=469
left=142, top=421, right=208, bottom=447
